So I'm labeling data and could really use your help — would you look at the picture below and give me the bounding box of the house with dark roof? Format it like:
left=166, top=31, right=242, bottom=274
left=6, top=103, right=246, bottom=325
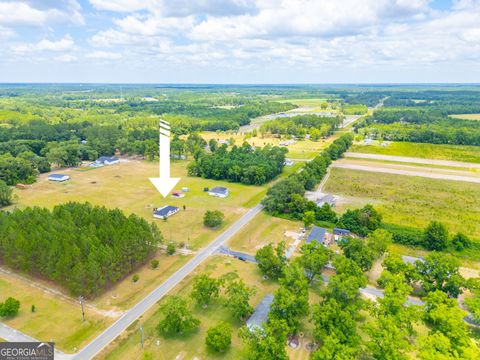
left=153, top=205, right=179, bottom=219
left=316, top=194, right=336, bottom=207
left=247, top=294, right=274, bottom=331
left=333, top=228, right=351, bottom=241
left=91, top=156, right=120, bottom=167
left=306, top=226, right=326, bottom=245
left=208, top=186, right=229, bottom=198
left=48, top=173, right=70, bottom=182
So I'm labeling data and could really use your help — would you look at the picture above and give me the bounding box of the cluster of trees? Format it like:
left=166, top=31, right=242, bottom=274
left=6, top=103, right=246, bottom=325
left=342, top=104, right=368, bottom=115
left=359, top=108, right=480, bottom=146
left=381, top=220, right=475, bottom=253
left=156, top=274, right=256, bottom=353
left=0, top=297, right=20, bottom=317
left=262, top=133, right=353, bottom=216
left=0, top=180, right=13, bottom=207
left=0, top=202, right=162, bottom=296
left=203, top=210, right=224, bottom=228
left=259, top=115, right=343, bottom=140
left=188, top=143, right=287, bottom=185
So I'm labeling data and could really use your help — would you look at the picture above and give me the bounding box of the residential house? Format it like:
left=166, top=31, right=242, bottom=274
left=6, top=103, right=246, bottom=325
left=208, top=186, right=229, bottom=198
left=91, top=156, right=120, bottom=167
left=306, top=226, right=327, bottom=245
left=153, top=205, right=179, bottom=219
left=246, top=294, right=274, bottom=331
left=48, top=174, right=70, bottom=182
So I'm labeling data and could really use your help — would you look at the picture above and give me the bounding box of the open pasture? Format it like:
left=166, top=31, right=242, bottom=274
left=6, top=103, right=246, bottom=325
left=350, top=141, right=480, bottom=163
left=450, top=114, right=480, bottom=120
left=324, top=168, right=480, bottom=240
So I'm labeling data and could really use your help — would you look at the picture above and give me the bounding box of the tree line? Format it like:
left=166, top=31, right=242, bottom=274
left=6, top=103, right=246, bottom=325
left=188, top=143, right=287, bottom=185
left=262, top=133, right=353, bottom=216
left=0, top=202, right=162, bottom=297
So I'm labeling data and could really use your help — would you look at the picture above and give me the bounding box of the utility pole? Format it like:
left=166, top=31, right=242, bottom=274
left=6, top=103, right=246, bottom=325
left=79, top=296, right=85, bottom=322
left=140, top=325, right=144, bottom=350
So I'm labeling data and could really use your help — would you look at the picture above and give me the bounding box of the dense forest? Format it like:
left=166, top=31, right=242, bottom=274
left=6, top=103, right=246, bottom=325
left=188, top=143, right=287, bottom=185
left=0, top=202, right=162, bottom=297
left=259, top=115, right=343, bottom=139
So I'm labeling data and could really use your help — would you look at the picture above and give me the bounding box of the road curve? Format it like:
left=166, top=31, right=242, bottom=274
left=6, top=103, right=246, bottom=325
left=345, top=152, right=480, bottom=169
left=332, top=163, right=480, bottom=184
left=73, top=204, right=264, bottom=360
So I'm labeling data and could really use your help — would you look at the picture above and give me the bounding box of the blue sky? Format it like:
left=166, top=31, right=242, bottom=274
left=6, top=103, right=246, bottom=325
left=0, top=0, right=479, bottom=83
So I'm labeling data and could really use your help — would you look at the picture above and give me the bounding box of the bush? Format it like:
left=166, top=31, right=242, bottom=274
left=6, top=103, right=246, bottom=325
left=151, top=259, right=159, bottom=269
left=132, top=274, right=139, bottom=283
left=167, top=242, right=176, bottom=255
left=205, top=322, right=232, bottom=352
left=0, top=297, right=20, bottom=317
left=203, top=210, right=224, bottom=228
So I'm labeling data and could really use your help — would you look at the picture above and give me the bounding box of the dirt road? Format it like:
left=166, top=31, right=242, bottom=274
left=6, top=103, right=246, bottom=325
left=345, top=152, right=480, bottom=169
left=332, top=162, right=480, bottom=184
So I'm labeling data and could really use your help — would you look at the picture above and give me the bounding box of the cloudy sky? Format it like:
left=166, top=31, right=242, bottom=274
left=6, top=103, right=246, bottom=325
left=1, top=0, right=479, bottom=83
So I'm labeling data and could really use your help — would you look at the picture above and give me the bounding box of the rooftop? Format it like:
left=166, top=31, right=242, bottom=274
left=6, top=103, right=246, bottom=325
left=333, top=228, right=351, bottom=235
left=48, top=173, right=69, bottom=179
left=154, top=205, right=179, bottom=217
left=96, top=156, right=119, bottom=162
left=306, top=226, right=326, bottom=244
left=209, top=186, right=228, bottom=195
left=247, top=294, right=274, bottom=331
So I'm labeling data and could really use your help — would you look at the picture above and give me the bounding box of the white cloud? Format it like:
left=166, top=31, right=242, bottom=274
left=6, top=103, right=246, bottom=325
left=86, top=50, right=122, bottom=59
left=54, top=54, right=77, bottom=62
left=12, top=35, right=75, bottom=54
left=89, top=0, right=152, bottom=12
left=0, top=1, right=84, bottom=26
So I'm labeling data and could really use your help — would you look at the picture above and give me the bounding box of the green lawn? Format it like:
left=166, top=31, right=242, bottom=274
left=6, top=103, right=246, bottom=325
left=100, top=256, right=279, bottom=360
left=227, top=211, right=302, bottom=255
left=9, top=160, right=266, bottom=251
left=0, top=273, right=110, bottom=353
left=324, top=168, right=480, bottom=240
left=350, top=141, right=480, bottom=163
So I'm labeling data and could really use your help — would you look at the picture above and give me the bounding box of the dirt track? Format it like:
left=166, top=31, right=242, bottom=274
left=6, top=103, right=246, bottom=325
left=345, top=152, right=480, bottom=169
left=332, top=162, right=480, bottom=184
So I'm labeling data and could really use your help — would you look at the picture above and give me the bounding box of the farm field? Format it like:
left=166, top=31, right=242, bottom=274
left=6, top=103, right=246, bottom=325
left=227, top=211, right=302, bottom=255
left=324, top=168, right=480, bottom=240
left=450, top=113, right=480, bottom=120
left=200, top=131, right=333, bottom=159
left=350, top=141, right=480, bottom=163
left=0, top=270, right=111, bottom=353
left=99, top=255, right=282, bottom=360
left=9, top=159, right=266, bottom=251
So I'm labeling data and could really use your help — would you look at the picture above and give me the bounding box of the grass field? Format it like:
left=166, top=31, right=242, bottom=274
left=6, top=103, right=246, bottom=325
left=324, top=168, right=480, bottom=240
left=100, top=256, right=281, bottom=360
left=10, top=160, right=266, bottom=251
left=227, top=211, right=302, bottom=255
left=350, top=141, right=480, bottom=163
left=200, top=131, right=336, bottom=160
left=0, top=272, right=111, bottom=353
left=450, top=114, right=480, bottom=120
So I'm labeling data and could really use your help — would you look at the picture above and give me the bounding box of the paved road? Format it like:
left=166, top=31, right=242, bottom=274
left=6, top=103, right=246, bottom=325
left=0, top=323, right=70, bottom=359
left=345, top=152, right=480, bottom=169
left=73, top=204, right=264, bottom=360
left=332, top=163, right=480, bottom=184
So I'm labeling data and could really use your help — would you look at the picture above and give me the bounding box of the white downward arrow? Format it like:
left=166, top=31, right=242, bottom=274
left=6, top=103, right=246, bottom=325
left=149, top=119, right=180, bottom=197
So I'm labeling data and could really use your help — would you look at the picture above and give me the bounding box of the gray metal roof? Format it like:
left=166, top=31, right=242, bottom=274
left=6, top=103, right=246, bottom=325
left=306, top=226, right=326, bottom=244
left=247, top=294, right=274, bottom=331
left=333, top=228, right=351, bottom=235
left=210, top=186, right=228, bottom=195
left=48, top=174, right=68, bottom=179
left=97, top=156, right=119, bottom=163
left=154, top=205, right=179, bottom=217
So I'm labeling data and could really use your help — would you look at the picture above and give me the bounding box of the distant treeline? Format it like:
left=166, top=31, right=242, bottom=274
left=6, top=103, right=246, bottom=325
left=259, top=115, right=343, bottom=140
left=262, top=133, right=353, bottom=217
left=188, top=143, right=287, bottom=185
left=0, top=202, right=162, bottom=297
left=357, top=108, right=480, bottom=146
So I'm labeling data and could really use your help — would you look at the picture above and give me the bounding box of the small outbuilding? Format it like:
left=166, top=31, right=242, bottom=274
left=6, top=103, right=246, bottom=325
left=306, top=226, right=326, bottom=245
left=316, top=194, right=336, bottom=207
left=246, top=294, right=274, bottom=331
left=284, top=159, right=294, bottom=166
left=333, top=228, right=351, bottom=241
left=153, top=205, right=179, bottom=219
left=48, top=174, right=70, bottom=182
left=208, top=186, right=229, bottom=198
left=92, top=156, right=120, bottom=167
